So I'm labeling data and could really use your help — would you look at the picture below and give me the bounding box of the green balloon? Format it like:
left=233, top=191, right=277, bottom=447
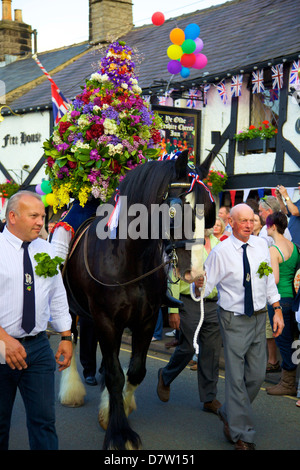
left=181, top=39, right=196, bottom=54
left=41, top=180, right=52, bottom=195
left=41, top=195, right=49, bottom=207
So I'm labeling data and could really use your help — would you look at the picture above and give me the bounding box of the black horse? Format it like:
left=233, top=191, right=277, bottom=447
left=59, top=150, right=215, bottom=450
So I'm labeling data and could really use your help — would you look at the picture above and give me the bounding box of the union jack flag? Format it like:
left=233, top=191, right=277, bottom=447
left=252, top=69, right=264, bottom=94
left=290, top=60, right=300, bottom=88
left=158, top=151, right=181, bottom=161
left=203, top=84, right=210, bottom=105
left=231, top=75, right=243, bottom=97
left=51, top=84, right=69, bottom=126
left=33, top=54, right=69, bottom=125
left=269, top=88, right=278, bottom=102
left=271, top=64, right=283, bottom=89
left=186, top=89, right=201, bottom=108
left=217, top=80, right=227, bottom=104
left=158, top=95, right=167, bottom=106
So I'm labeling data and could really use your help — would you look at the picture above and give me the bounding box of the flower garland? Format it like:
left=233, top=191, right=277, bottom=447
left=203, top=169, right=228, bottom=194
left=234, top=120, right=277, bottom=141
left=43, top=41, right=163, bottom=212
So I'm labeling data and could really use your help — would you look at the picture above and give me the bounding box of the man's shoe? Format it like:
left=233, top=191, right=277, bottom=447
left=157, top=368, right=170, bottom=402
left=165, top=339, right=179, bottom=349
left=85, top=376, right=97, bottom=386
left=234, top=440, right=256, bottom=450
left=203, top=399, right=222, bottom=415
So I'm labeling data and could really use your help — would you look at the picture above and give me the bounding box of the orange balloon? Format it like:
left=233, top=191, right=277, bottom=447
left=170, top=28, right=185, bottom=46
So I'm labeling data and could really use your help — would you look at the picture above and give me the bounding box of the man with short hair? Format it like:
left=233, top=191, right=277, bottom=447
left=218, top=206, right=232, bottom=234
left=0, top=191, right=72, bottom=450
left=258, top=196, right=291, bottom=246
left=194, top=203, right=284, bottom=450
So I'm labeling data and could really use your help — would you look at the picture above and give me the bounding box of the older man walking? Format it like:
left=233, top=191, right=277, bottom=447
left=194, top=203, right=284, bottom=450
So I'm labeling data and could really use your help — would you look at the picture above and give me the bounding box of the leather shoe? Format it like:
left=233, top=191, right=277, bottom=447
left=203, top=399, right=222, bottom=415
left=85, top=376, right=97, bottom=386
left=165, top=339, right=179, bottom=349
left=157, top=368, right=170, bottom=402
left=234, top=440, right=256, bottom=450
left=217, top=409, right=233, bottom=444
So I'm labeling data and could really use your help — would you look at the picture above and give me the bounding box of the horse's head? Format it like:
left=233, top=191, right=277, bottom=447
left=163, top=150, right=216, bottom=283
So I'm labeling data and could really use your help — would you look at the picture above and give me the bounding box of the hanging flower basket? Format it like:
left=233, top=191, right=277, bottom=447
left=203, top=169, right=228, bottom=195
left=43, top=41, right=163, bottom=212
left=0, top=180, right=20, bottom=198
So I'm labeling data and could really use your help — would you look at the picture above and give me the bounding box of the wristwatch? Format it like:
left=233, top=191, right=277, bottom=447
left=61, top=336, right=72, bottom=341
left=274, top=306, right=282, bottom=311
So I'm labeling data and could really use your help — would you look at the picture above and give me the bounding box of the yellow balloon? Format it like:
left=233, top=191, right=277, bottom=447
left=170, top=28, right=185, bottom=46
left=45, top=193, right=55, bottom=206
left=167, top=44, right=183, bottom=60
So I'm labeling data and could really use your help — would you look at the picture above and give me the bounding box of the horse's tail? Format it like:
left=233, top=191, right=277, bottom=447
left=58, top=340, right=86, bottom=407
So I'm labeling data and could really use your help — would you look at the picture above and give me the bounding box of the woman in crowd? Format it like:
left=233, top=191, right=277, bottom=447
left=213, top=217, right=228, bottom=241
left=265, top=211, right=300, bottom=396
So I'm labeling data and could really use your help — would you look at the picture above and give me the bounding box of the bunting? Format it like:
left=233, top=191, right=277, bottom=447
left=203, top=84, right=210, bottom=105
left=231, top=75, right=243, bottom=97
left=252, top=69, right=264, bottom=94
left=271, top=64, right=283, bottom=89
left=217, top=80, right=227, bottom=104
left=290, top=60, right=300, bottom=88
left=186, top=89, right=201, bottom=108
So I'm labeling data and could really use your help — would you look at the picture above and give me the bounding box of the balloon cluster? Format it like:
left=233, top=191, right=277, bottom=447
left=35, top=180, right=54, bottom=207
left=167, top=23, right=207, bottom=78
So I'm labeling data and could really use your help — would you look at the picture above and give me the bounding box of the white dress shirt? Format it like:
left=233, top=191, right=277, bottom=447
left=0, top=227, right=71, bottom=338
left=201, top=234, right=280, bottom=315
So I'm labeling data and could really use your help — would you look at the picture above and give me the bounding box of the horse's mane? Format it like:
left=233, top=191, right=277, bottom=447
left=117, top=160, right=177, bottom=209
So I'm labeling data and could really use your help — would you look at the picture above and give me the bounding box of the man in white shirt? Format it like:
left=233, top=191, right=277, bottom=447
left=0, top=191, right=72, bottom=450
left=194, top=203, right=284, bottom=450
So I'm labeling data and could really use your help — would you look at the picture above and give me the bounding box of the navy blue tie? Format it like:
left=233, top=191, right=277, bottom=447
left=242, top=243, right=254, bottom=317
left=22, top=242, right=36, bottom=334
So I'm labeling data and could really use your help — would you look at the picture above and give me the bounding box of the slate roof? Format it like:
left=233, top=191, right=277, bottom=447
left=6, top=0, right=300, bottom=111
left=0, top=42, right=90, bottom=94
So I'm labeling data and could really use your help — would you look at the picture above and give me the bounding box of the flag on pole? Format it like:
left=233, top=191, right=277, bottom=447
left=252, top=69, right=264, bottom=94
left=33, top=54, right=69, bottom=125
left=231, top=75, right=243, bottom=97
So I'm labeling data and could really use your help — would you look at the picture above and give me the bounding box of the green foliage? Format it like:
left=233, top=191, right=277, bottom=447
left=257, top=261, right=273, bottom=278
left=34, top=252, right=64, bottom=278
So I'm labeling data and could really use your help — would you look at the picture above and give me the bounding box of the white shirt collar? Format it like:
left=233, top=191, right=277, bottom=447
left=3, top=226, right=24, bottom=251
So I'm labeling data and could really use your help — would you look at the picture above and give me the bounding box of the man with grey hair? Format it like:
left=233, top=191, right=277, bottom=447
left=258, top=196, right=291, bottom=247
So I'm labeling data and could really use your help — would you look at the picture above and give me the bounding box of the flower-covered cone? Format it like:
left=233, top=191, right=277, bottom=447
left=43, top=41, right=162, bottom=212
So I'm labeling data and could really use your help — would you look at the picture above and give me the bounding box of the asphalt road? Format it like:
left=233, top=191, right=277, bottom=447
left=7, top=331, right=299, bottom=452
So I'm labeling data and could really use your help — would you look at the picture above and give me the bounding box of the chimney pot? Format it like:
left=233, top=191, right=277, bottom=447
left=14, top=9, right=23, bottom=22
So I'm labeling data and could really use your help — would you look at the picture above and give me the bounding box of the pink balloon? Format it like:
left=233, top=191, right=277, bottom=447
left=192, top=53, right=207, bottom=69
left=194, top=37, right=204, bottom=53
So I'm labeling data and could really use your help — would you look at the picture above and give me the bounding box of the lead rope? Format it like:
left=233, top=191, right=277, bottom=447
left=190, top=274, right=206, bottom=355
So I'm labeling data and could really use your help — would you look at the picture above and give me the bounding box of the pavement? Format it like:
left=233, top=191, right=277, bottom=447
left=121, top=327, right=284, bottom=385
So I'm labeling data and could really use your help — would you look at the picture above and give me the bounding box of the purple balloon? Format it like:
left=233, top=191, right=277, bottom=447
left=167, top=60, right=182, bottom=75
left=35, top=183, right=45, bottom=195
left=194, top=37, right=204, bottom=54
left=192, top=53, right=207, bottom=70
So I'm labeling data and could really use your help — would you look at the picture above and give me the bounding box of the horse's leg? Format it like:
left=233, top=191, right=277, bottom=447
left=58, top=315, right=86, bottom=407
left=96, top=322, right=142, bottom=450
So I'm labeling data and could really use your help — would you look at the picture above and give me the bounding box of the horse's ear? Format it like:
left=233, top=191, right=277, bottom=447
left=197, top=151, right=215, bottom=179
left=175, top=150, right=189, bottom=178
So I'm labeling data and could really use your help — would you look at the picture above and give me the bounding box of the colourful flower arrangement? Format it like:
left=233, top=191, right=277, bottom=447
left=203, top=169, right=228, bottom=194
left=0, top=180, right=20, bottom=198
left=43, top=41, right=163, bottom=212
left=234, top=120, right=278, bottom=141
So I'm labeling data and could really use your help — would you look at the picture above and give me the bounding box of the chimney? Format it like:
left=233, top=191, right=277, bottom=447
left=14, top=9, right=22, bottom=22
left=89, top=0, right=133, bottom=44
left=2, top=0, right=12, bottom=20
